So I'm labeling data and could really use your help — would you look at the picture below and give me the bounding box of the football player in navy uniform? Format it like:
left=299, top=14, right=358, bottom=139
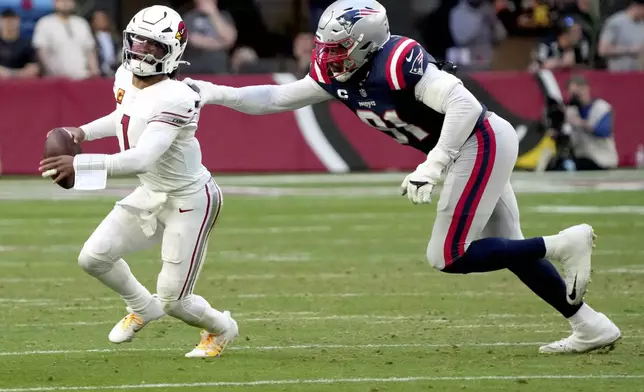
left=185, top=0, right=620, bottom=353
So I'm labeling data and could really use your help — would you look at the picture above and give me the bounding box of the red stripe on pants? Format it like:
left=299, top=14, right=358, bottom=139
left=178, top=183, right=212, bottom=299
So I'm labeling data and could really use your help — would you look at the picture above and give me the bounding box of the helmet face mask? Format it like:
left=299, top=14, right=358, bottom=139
left=314, top=36, right=358, bottom=79
left=122, top=5, right=188, bottom=78
left=123, top=32, right=172, bottom=76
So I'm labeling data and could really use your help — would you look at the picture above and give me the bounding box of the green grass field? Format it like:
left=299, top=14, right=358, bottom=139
left=0, top=172, right=643, bottom=392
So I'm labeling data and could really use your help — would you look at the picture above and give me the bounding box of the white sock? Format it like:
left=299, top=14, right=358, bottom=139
left=165, top=294, right=230, bottom=334
left=568, top=303, right=597, bottom=328
left=96, top=258, right=154, bottom=315
left=543, top=234, right=565, bottom=259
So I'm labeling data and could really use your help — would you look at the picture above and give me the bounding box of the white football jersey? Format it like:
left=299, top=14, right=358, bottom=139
left=112, top=66, right=210, bottom=194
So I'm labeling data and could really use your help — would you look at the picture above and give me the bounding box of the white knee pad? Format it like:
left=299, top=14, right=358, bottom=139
left=78, top=237, right=115, bottom=277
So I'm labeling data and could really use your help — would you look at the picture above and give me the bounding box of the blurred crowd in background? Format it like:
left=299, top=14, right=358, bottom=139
left=0, top=0, right=642, bottom=80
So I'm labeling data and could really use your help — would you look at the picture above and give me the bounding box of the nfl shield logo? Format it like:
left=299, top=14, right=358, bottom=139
left=359, top=89, right=367, bottom=97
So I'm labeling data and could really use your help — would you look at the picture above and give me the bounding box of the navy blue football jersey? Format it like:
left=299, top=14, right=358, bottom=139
left=310, top=36, right=480, bottom=154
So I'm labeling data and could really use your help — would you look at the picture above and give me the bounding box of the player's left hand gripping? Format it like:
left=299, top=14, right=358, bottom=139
left=39, top=155, right=75, bottom=183
left=400, top=164, right=437, bottom=205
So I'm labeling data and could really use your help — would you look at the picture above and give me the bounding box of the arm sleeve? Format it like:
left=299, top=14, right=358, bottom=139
left=593, top=112, right=613, bottom=138
left=80, top=111, right=118, bottom=141
left=81, top=19, right=96, bottom=50
left=599, top=17, right=617, bottom=45
left=199, top=75, right=332, bottom=114
left=535, top=42, right=552, bottom=62
left=449, top=11, right=480, bottom=46
left=104, top=121, right=180, bottom=175
left=414, top=64, right=483, bottom=171
left=31, top=19, right=48, bottom=49
left=25, top=43, right=37, bottom=64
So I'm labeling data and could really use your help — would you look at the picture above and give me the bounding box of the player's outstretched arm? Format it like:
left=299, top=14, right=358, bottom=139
left=184, top=75, right=332, bottom=115
left=79, top=110, right=119, bottom=141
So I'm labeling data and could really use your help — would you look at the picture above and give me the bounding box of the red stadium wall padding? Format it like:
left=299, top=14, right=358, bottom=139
left=0, top=71, right=642, bottom=174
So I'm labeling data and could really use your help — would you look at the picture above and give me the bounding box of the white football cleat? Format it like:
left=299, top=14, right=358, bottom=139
left=185, top=311, right=239, bottom=358
left=539, top=312, right=621, bottom=354
left=551, top=224, right=596, bottom=305
left=108, top=296, right=165, bottom=344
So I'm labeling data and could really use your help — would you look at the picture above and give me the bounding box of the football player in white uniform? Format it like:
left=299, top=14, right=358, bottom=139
left=184, top=0, right=621, bottom=354
left=38, top=5, right=238, bottom=358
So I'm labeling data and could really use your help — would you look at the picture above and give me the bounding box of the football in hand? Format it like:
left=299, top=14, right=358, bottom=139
left=43, top=128, right=82, bottom=189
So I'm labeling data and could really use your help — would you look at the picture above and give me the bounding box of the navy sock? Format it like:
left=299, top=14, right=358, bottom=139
left=443, top=237, right=582, bottom=318
left=509, top=258, right=582, bottom=318
left=444, top=237, right=547, bottom=273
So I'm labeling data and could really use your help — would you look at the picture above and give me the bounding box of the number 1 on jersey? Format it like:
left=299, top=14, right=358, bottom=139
left=120, top=114, right=131, bottom=151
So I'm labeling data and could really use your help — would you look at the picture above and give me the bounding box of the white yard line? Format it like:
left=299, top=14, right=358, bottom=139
left=2, top=263, right=643, bottom=284
left=1, top=336, right=641, bottom=358
left=1, top=171, right=643, bottom=201
left=0, top=374, right=643, bottom=391
left=2, top=286, right=644, bottom=309
left=531, top=205, right=644, bottom=215
left=0, top=317, right=567, bottom=329
left=0, top=341, right=549, bottom=357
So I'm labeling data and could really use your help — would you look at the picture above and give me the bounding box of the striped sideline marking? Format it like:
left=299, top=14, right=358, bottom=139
left=0, top=375, right=643, bottom=391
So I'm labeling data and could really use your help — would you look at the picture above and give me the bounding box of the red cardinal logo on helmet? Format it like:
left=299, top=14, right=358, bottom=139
left=175, top=21, right=187, bottom=43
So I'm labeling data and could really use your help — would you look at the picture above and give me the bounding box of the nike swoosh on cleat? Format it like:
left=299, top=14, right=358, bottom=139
left=179, top=208, right=194, bottom=213
left=406, top=50, right=414, bottom=62
left=568, top=274, right=578, bottom=302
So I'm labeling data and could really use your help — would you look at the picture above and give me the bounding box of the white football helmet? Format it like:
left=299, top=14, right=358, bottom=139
left=122, top=5, right=188, bottom=77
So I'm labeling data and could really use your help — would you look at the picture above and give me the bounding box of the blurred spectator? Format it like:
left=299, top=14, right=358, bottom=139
left=32, top=0, right=99, bottom=79
left=602, top=0, right=632, bottom=17
left=416, top=0, right=457, bottom=60
left=598, top=0, right=644, bottom=72
left=495, top=0, right=520, bottom=34
left=230, top=32, right=312, bottom=76
left=183, top=0, right=238, bottom=74
left=220, top=0, right=291, bottom=59
left=0, top=9, right=39, bottom=78
left=288, top=32, right=313, bottom=77
left=560, top=0, right=599, bottom=37
left=0, top=0, right=55, bottom=40
left=515, top=0, right=559, bottom=35
left=256, top=0, right=309, bottom=36
left=230, top=46, right=259, bottom=73
left=564, top=74, right=618, bottom=170
left=90, top=9, right=119, bottom=77
left=531, top=16, right=590, bottom=70
left=448, top=0, right=507, bottom=71
left=560, top=0, right=600, bottom=65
